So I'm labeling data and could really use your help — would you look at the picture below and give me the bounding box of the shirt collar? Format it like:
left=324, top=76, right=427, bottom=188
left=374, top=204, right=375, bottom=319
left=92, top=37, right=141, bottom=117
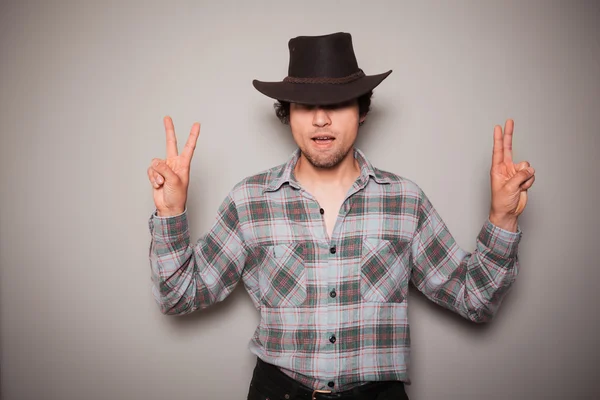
left=264, top=148, right=392, bottom=193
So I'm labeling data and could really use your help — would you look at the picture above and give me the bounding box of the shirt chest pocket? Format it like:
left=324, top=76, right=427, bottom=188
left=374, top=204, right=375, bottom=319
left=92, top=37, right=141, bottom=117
left=258, top=243, right=307, bottom=308
left=360, top=238, right=410, bottom=304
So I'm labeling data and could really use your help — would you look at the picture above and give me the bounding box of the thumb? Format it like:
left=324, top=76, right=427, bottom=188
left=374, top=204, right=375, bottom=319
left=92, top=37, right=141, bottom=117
left=508, top=167, right=535, bottom=190
left=151, top=159, right=179, bottom=184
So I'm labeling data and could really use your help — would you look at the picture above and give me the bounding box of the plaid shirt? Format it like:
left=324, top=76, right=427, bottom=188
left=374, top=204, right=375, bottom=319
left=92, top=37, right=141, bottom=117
left=148, top=148, right=521, bottom=392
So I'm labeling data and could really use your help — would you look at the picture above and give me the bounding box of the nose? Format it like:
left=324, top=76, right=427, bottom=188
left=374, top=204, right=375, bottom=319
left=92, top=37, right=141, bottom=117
left=312, top=107, right=331, bottom=128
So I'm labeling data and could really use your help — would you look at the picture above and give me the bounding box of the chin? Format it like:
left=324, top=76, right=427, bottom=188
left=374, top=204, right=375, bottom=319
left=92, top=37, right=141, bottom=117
left=303, top=149, right=349, bottom=169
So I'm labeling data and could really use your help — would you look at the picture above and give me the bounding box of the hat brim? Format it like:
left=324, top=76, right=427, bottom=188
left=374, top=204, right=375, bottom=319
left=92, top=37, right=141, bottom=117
left=252, top=70, right=392, bottom=105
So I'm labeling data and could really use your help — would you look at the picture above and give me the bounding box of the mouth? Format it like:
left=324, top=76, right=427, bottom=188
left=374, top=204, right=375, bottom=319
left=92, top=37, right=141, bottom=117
left=311, top=135, right=335, bottom=144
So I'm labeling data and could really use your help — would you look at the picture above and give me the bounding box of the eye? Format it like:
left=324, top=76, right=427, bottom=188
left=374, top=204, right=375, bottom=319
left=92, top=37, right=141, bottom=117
left=294, top=103, right=316, bottom=111
left=323, top=100, right=354, bottom=110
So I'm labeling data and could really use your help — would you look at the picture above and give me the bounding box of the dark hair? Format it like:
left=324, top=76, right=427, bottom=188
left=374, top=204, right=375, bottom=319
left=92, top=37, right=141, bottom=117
left=273, top=90, right=373, bottom=126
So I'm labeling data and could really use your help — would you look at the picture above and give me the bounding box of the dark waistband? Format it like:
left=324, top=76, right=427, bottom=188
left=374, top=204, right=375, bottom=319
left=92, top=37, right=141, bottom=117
left=253, top=357, right=404, bottom=400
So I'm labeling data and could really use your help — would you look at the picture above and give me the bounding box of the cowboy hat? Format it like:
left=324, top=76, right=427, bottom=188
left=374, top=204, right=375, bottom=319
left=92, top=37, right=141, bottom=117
left=252, top=32, right=392, bottom=105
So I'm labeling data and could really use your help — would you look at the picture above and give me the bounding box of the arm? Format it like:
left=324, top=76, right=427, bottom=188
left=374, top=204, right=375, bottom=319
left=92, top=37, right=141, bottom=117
left=409, top=188, right=521, bottom=323
left=146, top=117, right=247, bottom=315
left=410, top=119, right=536, bottom=323
left=148, top=194, right=248, bottom=315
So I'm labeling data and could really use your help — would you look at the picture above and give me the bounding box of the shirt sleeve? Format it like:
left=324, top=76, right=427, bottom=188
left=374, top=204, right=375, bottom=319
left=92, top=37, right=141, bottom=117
left=409, top=187, right=522, bottom=323
left=148, top=194, right=248, bottom=316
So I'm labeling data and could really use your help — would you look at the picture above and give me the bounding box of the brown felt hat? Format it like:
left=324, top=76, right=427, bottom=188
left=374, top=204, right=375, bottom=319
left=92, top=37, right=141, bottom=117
left=252, top=32, right=392, bottom=105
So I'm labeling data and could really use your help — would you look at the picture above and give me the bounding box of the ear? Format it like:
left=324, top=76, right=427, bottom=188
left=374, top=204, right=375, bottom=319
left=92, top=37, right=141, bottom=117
left=359, top=114, right=367, bottom=125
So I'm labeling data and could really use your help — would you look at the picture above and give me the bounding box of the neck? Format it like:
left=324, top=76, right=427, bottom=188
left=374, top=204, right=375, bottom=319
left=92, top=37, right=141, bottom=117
left=294, top=148, right=360, bottom=188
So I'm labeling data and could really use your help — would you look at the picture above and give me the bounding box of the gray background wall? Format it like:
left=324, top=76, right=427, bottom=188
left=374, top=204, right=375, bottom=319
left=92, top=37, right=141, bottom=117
left=1, top=1, right=598, bottom=399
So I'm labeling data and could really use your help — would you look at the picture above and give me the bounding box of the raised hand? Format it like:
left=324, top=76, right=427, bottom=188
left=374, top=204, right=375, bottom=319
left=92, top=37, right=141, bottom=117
left=489, top=119, right=536, bottom=232
left=147, top=116, right=200, bottom=217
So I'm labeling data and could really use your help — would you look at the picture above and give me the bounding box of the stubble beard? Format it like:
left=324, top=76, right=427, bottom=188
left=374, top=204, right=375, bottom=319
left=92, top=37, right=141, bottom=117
left=301, top=146, right=352, bottom=169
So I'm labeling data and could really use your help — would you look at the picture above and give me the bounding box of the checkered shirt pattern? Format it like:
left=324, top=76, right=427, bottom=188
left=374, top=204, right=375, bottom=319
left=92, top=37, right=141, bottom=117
left=148, top=148, right=521, bottom=392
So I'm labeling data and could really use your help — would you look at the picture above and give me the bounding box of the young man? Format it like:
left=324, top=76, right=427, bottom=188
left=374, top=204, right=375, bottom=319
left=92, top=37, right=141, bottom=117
left=147, top=32, right=536, bottom=400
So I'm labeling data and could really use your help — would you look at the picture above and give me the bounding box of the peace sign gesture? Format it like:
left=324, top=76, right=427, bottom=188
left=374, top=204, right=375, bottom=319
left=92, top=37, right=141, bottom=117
left=489, top=119, right=536, bottom=231
left=147, top=116, right=200, bottom=217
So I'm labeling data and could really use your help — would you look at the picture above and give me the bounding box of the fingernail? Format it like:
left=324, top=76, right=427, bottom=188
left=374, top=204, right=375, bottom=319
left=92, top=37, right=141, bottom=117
left=156, top=176, right=163, bottom=184
left=528, top=167, right=534, bottom=174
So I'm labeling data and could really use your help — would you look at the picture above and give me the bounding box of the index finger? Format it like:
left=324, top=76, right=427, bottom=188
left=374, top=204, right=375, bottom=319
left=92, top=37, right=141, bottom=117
left=180, top=122, right=201, bottom=163
left=492, top=125, right=504, bottom=166
left=164, top=116, right=178, bottom=158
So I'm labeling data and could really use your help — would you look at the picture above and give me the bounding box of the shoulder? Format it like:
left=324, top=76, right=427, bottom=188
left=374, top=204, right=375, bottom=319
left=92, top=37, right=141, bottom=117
left=227, top=161, right=289, bottom=202
left=371, top=165, right=424, bottom=197
left=355, top=148, right=424, bottom=198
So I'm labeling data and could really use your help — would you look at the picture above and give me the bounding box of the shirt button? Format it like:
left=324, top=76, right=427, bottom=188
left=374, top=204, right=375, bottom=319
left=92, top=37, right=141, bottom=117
left=319, top=208, right=324, bottom=215
left=330, top=289, right=336, bottom=298
left=329, top=335, right=336, bottom=344
left=330, top=246, right=336, bottom=254
left=328, top=381, right=335, bottom=388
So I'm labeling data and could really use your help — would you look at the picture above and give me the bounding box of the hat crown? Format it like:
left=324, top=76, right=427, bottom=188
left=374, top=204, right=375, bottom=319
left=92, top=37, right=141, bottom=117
left=287, top=32, right=360, bottom=78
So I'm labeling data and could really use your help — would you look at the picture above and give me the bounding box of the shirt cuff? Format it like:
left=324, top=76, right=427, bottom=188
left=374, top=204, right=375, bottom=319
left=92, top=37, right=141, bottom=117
left=477, top=219, right=522, bottom=259
left=148, top=208, right=189, bottom=242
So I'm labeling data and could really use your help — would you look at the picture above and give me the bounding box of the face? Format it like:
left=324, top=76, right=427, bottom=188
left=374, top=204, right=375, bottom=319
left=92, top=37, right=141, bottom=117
left=289, top=99, right=365, bottom=169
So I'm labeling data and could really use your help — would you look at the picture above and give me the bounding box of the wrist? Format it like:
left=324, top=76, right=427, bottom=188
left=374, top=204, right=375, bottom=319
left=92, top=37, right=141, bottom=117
left=156, top=208, right=185, bottom=217
left=489, top=213, right=518, bottom=232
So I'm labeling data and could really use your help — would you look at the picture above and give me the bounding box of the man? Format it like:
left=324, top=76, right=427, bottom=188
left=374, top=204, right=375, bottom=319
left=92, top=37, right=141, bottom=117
left=147, top=32, right=535, bottom=400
